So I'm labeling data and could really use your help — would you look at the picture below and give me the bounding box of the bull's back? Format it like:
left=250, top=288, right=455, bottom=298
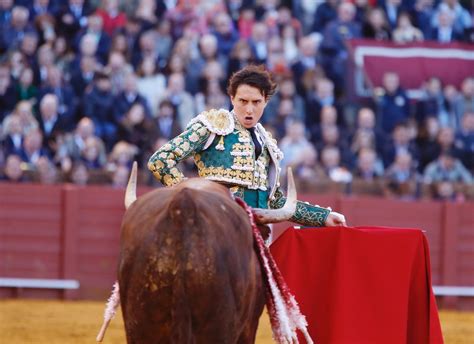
left=118, top=186, right=264, bottom=344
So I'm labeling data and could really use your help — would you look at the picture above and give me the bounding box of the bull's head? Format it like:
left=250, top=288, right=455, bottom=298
left=124, top=162, right=297, bottom=224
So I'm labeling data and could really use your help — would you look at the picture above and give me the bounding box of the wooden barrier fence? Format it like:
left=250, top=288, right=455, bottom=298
left=0, top=182, right=472, bottom=309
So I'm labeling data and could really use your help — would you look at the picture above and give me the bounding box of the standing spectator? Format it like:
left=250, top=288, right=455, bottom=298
left=375, top=72, right=410, bottom=134
left=362, top=7, right=392, bottom=41
left=95, top=0, right=127, bottom=37
left=312, top=0, right=339, bottom=33
left=431, top=0, right=472, bottom=37
left=381, top=0, right=404, bottom=29
left=211, top=12, right=239, bottom=58
left=429, top=7, right=465, bottom=43
left=411, top=0, right=435, bottom=38
left=319, top=1, right=361, bottom=92
left=392, top=11, right=424, bottom=43
left=248, top=22, right=269, bottom=64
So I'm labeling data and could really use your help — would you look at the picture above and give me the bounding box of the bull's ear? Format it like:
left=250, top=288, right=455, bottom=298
left=125, top=161, right=138, bottom=209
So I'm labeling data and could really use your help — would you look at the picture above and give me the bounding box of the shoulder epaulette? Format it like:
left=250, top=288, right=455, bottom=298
left=187, top=109, right=234, bottom=136
left=256, top=124, right=284, bottom=160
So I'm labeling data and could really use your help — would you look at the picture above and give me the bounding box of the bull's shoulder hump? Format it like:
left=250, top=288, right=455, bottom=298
left=187, top=109, right=234, bottom=136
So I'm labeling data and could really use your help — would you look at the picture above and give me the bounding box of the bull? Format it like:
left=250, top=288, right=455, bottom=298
left=114, top=163, right=297, bottom=344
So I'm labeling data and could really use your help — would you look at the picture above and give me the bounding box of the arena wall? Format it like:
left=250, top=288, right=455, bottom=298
left=0, top=182, right=473, bottom=309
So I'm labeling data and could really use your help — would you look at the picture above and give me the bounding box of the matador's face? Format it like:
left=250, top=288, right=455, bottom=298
left=230, top=84, right=268, bottom=129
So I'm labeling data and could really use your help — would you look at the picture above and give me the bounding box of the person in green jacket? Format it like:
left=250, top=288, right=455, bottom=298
left=148, top=64, right=346, bottom=228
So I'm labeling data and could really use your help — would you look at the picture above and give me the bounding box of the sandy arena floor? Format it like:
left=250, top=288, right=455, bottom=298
left=0, top=300, right=473, bottom=343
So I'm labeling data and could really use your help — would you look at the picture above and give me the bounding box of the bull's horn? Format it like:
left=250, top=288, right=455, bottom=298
left=253, top=167, right=297, bottom=224
left=124, top=161, right=137, bottom=209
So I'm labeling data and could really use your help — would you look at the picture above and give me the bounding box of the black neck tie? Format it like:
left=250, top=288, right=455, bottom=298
left=248, top=127, right=262, bottom=158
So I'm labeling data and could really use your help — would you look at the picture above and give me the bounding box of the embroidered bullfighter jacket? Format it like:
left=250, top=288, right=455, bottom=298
left=148, top=108, right=330, bottom=226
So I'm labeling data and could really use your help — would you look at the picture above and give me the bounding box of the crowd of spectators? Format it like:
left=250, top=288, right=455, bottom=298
left=0, top=0, right=473, bottom=202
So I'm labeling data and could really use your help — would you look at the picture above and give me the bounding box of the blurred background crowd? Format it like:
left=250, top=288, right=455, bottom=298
left=0, top=0, right=473, bottom=201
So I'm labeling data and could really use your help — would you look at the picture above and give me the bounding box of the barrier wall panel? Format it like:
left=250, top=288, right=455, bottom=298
left=339, top=197, right=443, bottom=285
left=457, top=204, right=474, bottom=286
left=0, top=183, right=62, bottom=281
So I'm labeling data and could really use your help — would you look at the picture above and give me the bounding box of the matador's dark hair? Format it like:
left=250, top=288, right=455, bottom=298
left=227, top=64, right=277, bottom=99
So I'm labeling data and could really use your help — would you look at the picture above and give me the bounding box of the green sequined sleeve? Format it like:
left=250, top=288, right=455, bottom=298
left=147, top=122, right=211, bottom=186
left=269, top=189, right=331, bottom=227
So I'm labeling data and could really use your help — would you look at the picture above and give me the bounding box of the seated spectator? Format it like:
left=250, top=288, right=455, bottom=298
left=82, top=71, right=116, bottom=149
left=392, top=11, right=424, bottom=43
left=354, top=147, right=384, bottom=182
left=416, top=77, right=449, bottom=126
left=316, top=123, right=354, bottom=168
left=9, top=49, right=27, bottom=81
left=227, top=39, right=256, bottom=79
left=0, top=63, right=17, bottom=121
left=305, top=77, right=343, bottom=130
left=75, top=13, right=111, bottom=65
left=349, top=107, right=386, bottom=154
left=1, top=6, right=33, bottom=52
left=411, top=0, right=435, bottom=38
left=117, top=102, right=155, bottom=163
left=16, top=67, right=38, bottom=102
left=55, top=117, right=97, bottom=173
left=55, top=0, right=95, bottom=43
left=312, top=0, right=338, bottom=33
left=416, top=116, right=442, bottom=172
left=362, top=7, right=391, bottom=41
left=2, top=100, right=39, bottom=137
left=160, top=72, right=196, bottom=130
left=39, top=66, right=76, bottom=123
left=320, top=145, right=353, bottom=183
left=383, top=151, right=419, bottom=199
left=106, top=140, right=137, bottom=172
left=37, top=93, right=71, bottom=155
left=113, top=72, right=151, bottom=125
left=380, top=122, right=420, bottom=168
left=1, top=114, right=24, bottom=157
left=211, top=12, right=239, bottom=57
left=195, top=77, right=229, bottom=114
left=453, top=77, right=474, bottom=130
left=1, top=154, right=28, bottom=182
left=18, top=128, right=51, bottom=169
left=423, top=148, right=473, bottom=184
left=264, top=76, right=305, bottom=126
left=111, top=164, right=130, bottom=188
left=150, top=99, right=182, bottom=142
left=80, top=136, right=107, bottom=170
left=67, top=160, right=90, bottom=185
left=271, top=98, right=300, bottom=139
left=375, top=72, right=410, bottom=134
left=310, top=104, right=344, bottom=145
left=454, top=111, right=474, bottom=172
left=381, top=0, right=405, bottom=29
left=279, top=120, right=314, bottom=171
left=95, top=0, right=127, bottom=37
left=290, top=34, right=323, bottom=95
left=70, top=55, right=97, bottom=98
left=35, top=155, right=59, bottom=184
left=103, top=50, right=133, bottom=95
left=32, top=43, right=56, bottom=87
left=136, top=57, right=166, bottom=117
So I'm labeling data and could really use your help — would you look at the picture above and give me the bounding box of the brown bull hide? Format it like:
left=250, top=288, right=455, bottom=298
left=118, top=179, right=265, bottom=344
